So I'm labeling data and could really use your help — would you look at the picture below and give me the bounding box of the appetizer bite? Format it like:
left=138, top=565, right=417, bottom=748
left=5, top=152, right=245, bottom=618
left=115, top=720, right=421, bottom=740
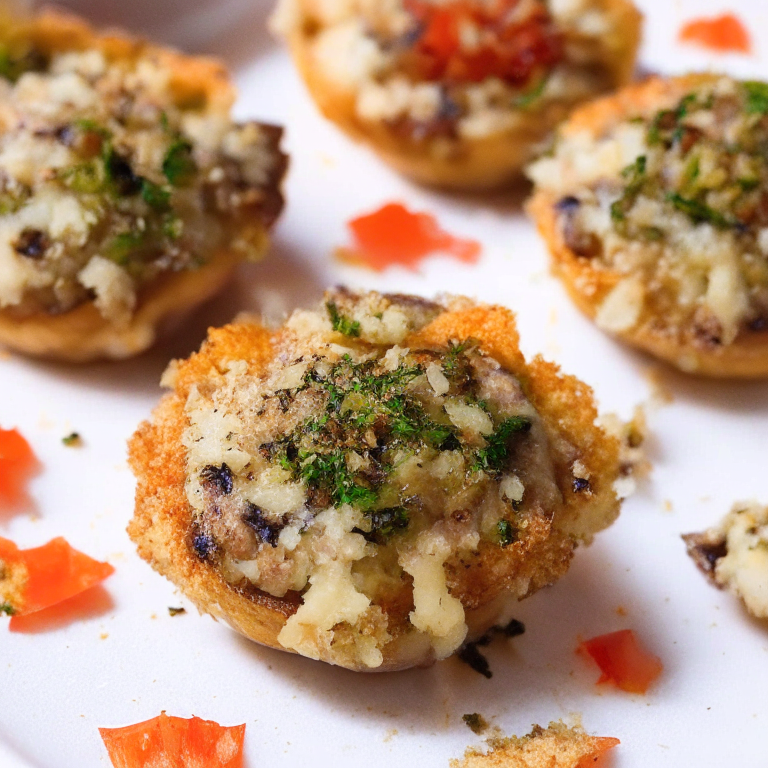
left=684, top=501, right=768, bottom=619
left=528, top=75, right=768, bottom=377
left=0, top=8, right=287, bottom=361
left=272, top=0, right=641, bottom=189
left=129, top=289, right=627, bottom=671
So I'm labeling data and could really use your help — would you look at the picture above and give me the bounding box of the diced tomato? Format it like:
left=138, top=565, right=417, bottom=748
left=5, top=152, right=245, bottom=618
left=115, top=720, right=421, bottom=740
left=574, top=737, right=621, bottom=768
left=99, top=713, right=246, bottom=768
left=0, top=427, right=38, bottom=509
left=578, top=629, right=663, bottom=694
left=403, top=0, right=562, bottom=84
left=0, top=536, right=114, bottom=628
left=345, top=202, right=481, bottom=272
left=679, top=13, right=751, bottom=54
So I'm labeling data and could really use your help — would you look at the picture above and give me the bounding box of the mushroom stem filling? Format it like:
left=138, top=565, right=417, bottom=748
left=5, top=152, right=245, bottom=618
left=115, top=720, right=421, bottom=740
left=181, top=290, right=597, bottom=668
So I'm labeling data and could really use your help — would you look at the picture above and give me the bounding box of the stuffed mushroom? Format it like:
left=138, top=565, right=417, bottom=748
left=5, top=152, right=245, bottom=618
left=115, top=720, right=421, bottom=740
left=0, top=8, right=287, bottom=361
left=272, top=0, right=641, bottom=190
left=528, top=75, right=768, bottom=377
left=129, top=289, right=628, bottom=671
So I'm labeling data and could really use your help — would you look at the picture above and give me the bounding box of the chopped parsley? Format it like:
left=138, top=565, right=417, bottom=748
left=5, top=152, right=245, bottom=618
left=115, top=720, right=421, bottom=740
left=62, top=432, right=82, bottom=447
left=168, top=606, right=186, bottom=616
left=0, top=603, right=16, bottom=616
left=513, top=75, right=549, bottom=109
left=496, top=519, right=516, bottom=547
left=744, top=81, right=768, bottom=115
left=666, top=193, right=732, bottom=228
left=141, top=179, right=171, bottom=211
left=326, top=301, right=360, bottom=337
left=610, top=155, right=647, bottom=223
left=163, top=138, right=196, bottom=186
left=473, top=416, right=531, bottom=473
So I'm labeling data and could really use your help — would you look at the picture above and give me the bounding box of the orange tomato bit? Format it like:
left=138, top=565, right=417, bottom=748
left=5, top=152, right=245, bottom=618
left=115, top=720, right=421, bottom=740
left=679, top=13, right=751, bottom=54
left=1, top=536, right=115, bottom=628
left=100, top=713, right=246, bottom=768
left=578, top=629, right=663, bottom=694
left=347, top=202, right=481, bottom=272
left=0, top=427, right=38, bottom=509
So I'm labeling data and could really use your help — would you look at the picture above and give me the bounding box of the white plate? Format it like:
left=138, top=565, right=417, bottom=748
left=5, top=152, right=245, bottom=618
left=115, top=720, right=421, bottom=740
left=2, top=1, right=768, bottom=766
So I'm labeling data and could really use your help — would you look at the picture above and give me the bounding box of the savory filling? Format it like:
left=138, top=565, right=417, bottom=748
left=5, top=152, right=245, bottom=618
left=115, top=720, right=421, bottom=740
left=182, top=290, right=574, bottom=667
left=283, top=0, right=626, bottom=141
left=684, top=501, right=768, bottom=619
left=529, top=76, right=768, bottom=351
left=0, top=36, right=285, bottom=323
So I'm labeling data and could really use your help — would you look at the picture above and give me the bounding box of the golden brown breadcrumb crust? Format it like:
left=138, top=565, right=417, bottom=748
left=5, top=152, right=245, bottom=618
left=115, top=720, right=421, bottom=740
left=0, top=8, right=285, bottom=362
left=528, top=75, right=768, bottom=378
left=451, top=722, right=620, bottom=768
left=280, top=0, right=641, bottom=190
left=128, top=303, right=622, bottom=671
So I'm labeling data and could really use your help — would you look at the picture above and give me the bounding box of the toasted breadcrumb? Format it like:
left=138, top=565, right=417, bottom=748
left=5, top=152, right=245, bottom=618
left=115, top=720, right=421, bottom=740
left=451, top=721, right=619, bottom=768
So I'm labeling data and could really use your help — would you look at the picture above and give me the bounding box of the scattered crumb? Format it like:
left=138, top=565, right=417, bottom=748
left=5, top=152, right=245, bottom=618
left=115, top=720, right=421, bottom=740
left=99, top=632, right=109, bottom=640
left=168, top=606, right=186, bottom=616
left=383, top=729, right=398, bottom=743
left=662, top=500, right=673, bottom=513
left=598, top=406, right=650, bottom=498
left=150, top=613, right=157, bottom=620
left=643, top=367, right=673, bottom=407
left=463, top=713, right=490, bottom=735
left=615, top=606, right=627, bottom=617
left=683, top=501, right=768, bottom=619
left=62, top=432, right=82, bottom=447
left=451, top=721, right=619, bottom=768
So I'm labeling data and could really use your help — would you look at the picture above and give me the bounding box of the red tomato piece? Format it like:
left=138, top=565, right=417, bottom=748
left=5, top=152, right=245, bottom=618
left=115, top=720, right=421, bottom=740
left=578, top=629, right=663, bottom=694
left=347, top=202, right=481, bottom=271
left=0, top=536, right=114, bottom=626
left=404, top=0, right=562, bottom=84
left=679, top=13, right=751, bottom=54
left=0, top=427, right=38, bottom=509
left=99, top=713, right=246, bottom=768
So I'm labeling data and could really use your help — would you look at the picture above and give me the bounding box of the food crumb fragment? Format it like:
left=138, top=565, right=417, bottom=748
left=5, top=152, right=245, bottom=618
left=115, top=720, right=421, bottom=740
left=462, top=713, right=489, bottom=735
left=457, top=618, right=526, bottom=678
left=451, top=721, right=619, bottom=767
left=62, top=433, right=83, bottom=447
left=168, top=606, right=186, bottom=616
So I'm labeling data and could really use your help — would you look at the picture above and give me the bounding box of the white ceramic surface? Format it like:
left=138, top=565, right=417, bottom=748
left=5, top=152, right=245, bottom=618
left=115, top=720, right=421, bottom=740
left=2, top=1, right=768, bottom=766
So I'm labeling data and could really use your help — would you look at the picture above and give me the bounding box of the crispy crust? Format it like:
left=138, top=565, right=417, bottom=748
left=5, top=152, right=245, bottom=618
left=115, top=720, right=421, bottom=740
left=279, top=0, right=642, bottom=190
left=0, top=8, right=284, bottom=362
left=528, top=75, right=768, bottom=378
left=128, top=303, right=622, bottom=671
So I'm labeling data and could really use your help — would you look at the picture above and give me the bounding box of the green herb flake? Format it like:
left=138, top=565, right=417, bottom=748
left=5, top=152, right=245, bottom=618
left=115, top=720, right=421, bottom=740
left=141, top=179, right=171, bottom=211
left=473, top=416, right=531, bottom=473
left=743, top=81, right=768, bottom=115
left=666, top=192, right=731, bottom=228
left=168, top=606, right=186, bottom=616
left=496, top=519, right=516, bottom=547
left=62, top=432, right=82, bottom=447
left=107, top=230, right=145, bottom=265
left=326, top=301, right=361, bottom=337
left=513, top=75, right=549, bottom=110
left=462, top=713, right=489, bottom=735
left=364, top=507, right=410, bottom=542
left=162, top=138, right=196, bottom=186
left=0, top=603, right=16, bottom=616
